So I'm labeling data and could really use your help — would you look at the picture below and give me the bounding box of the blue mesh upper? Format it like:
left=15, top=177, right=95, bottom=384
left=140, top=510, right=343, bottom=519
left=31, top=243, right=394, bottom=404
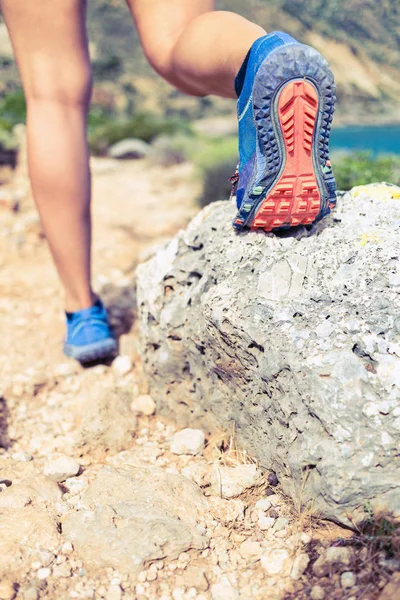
left=236, top=32, right=300, bottom=209
left=65, top=300, right=115, bottom=347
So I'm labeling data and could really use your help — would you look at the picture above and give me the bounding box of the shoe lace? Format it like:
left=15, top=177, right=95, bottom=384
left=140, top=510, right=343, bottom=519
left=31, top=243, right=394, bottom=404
left=229, top=164, right=239, bottom=200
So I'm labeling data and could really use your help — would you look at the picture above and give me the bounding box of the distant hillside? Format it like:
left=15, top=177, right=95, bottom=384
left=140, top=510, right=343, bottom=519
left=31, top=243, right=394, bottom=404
left=0, top=0, right=399, bottom=125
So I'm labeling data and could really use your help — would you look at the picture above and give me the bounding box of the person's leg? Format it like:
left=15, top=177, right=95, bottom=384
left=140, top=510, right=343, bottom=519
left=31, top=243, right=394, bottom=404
left=128, top=0, right=337, bottom=233
left=1, top=0, right=93, bottom=312
left=126, top=1, right=265, bottom=97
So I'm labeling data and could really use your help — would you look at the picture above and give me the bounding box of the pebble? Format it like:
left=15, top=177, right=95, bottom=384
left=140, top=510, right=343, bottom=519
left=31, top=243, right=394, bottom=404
left=273, top=517, right=289, bottom=532
left=313, top=546, right=353, bottom=577
left=310, top=585, right=325, bottom=600
left=11, top=451, right=32, bottom=462
left=54, top=362, right=77, bottom=377
left=61, top=541, right=74, bottom=555
left=210, top=464, right=262, bottom=498
left=36, top=567, right=51, bottom=580
left=257, top=514, right=275, bottom=531
left=341, top=571, right=357, bottom=588
left=43, top=455, right=80, bottom=482
left=130, top=394, right=156, bottom=416
left=22, top=589, right=39, bottom=600
left=255, top=498, right=271, bottom=511
left=38, top=549, right=55, bottom=567
left=170, top=428, right=205, bottom=456
left=53, top=564, right=72, bottom=578
left=112, top=355, right=133, bottom=376
left=267, top=472, right=279, bottom=486
left=261, top=549, right=291, bottom=575
left=291, top=553, right=310, bottom=579
left=0, top=580, right=16, bottom=600
left=267, top=494, right=281, bottom=506
left=210, top=575, right=239, bottom=600
left=106, top=585, right=122, bottom=600
left=239, top=540, right=263, bottom=558
left=64, top=476, right=88, bottom=496
left=184, top=566, right=209, bottom=592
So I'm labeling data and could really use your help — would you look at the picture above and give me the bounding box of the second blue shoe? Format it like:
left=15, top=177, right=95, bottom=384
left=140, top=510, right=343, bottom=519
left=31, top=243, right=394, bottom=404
left=64, top=299, right=117, bottom=363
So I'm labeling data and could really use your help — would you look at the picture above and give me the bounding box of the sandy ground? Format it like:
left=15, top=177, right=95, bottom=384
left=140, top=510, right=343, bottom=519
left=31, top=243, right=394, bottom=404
left=0, top=157, right=397, bottom=600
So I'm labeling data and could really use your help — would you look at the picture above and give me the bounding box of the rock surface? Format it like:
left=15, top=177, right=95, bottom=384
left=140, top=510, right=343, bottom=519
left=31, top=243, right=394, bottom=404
left=137, top=185, right=400, bottom=525
left=63, top=466, right=208, bottom=574
left=108, top=138, right=151, bottom=160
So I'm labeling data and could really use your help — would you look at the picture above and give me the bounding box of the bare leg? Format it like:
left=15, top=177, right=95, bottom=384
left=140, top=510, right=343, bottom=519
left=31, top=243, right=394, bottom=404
left=126, top=0, right=266, bottom=97
left=1, top=0, right=94, bottom=312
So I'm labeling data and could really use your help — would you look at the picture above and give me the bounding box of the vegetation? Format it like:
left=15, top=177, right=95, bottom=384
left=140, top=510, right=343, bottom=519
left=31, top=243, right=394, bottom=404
left=333, top=152, right=400, bottom=190
left=1, top=90, right=400, bottom=202
left=87, top=109, right=192, bottom=155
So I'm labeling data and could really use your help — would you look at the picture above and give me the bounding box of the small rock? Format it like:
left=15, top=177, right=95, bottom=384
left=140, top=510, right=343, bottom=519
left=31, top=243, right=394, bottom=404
left=0, top=580, right=16, bottom=600
left=64, top=476, right=88, bottom=496
left=208, top=496, right=244, bottom=523
left=210, top=464, right=262, bottom=498
left=54, top=362, right=77, bottom=378
left=312, top=546, right=353, bottom=577
left=106, top=584, right=122, bottom=600
left=130, top=394, right=156, bottom=416
left=170, top=428, right=205, bottom=456
left=109, top=138, right=151, bottom=160
left=36, top=567, right=51, bottom=580
left=379, top=573, right=400, bottom=600
left=239, top=539, right=262, bottom=558
left=11, top=451, right=33, bottom=462
left=273, top=517, right=289, bottom=532
left=310, top=585, right=325, bottom=600
left=258, top=514, right=275, bottom=531
left=53, top=564, right=72, bottom=578
left=112, top=355, right=133, bottom=377
left=38, top=549, right=55, bottom=567
left=261, top=549, right=292, bottom=576
left=267, top=472, right=279, bottom=486
left=255, top=498, right=271, bottom=511
left=291, top=553, right=310, bottom=579
left=181, top=463, right=211, bottom=487
left=210, top=575, right=239, bottom=600
left=341, top=571, right=357, bottom=588
left=43, top=455, right=80, bottom=482
left=22, top=588, right=39, bottom=600
left=184, top=566, right=209, bottom=592
left=61, top=541, right=74, bottom=555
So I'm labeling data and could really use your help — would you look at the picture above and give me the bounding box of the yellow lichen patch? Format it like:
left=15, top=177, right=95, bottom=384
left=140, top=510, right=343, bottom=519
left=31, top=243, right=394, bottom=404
left=360, top=232, right=382, bottom=247
left=352, top=183, right=400, bottom=201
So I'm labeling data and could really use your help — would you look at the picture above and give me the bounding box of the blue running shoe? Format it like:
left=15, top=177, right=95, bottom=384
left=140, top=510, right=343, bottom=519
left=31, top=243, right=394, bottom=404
left=233, top=32, right=337, bottom=232
left=64, top=300, right=117, bottom=363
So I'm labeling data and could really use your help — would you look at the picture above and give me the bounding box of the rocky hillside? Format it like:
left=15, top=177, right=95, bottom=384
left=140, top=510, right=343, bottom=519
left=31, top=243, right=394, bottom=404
left=0, top=0, right=399, bottom=124
left=85, top=0, right=400, bottom=124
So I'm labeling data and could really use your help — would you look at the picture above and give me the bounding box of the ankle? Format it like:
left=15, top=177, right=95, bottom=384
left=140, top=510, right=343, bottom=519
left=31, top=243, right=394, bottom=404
left=65, top=290, right=97, bottom=313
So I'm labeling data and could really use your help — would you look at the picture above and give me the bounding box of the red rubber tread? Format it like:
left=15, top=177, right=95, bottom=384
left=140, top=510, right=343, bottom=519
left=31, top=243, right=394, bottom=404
left=251, top=80, right=321, bottom=231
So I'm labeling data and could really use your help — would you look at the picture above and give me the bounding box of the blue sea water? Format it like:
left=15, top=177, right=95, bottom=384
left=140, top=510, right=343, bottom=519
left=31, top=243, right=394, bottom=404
left=331, top=125, right=400, bottom=155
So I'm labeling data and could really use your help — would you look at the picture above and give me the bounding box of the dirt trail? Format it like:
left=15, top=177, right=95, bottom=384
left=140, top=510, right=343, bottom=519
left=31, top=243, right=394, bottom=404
left=0, top=158, right=396, bottom=600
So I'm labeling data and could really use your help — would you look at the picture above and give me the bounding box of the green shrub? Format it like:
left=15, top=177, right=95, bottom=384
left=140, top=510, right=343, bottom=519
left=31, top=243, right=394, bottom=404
left=333, top=151, right=400, bottom=190
left=0, top=89, right=27, bottom=128
left=88, top=111, right=192, bottom=155
left=92, top=55, right=123, bottom=80
left=190, top=137, right=238, bottom=207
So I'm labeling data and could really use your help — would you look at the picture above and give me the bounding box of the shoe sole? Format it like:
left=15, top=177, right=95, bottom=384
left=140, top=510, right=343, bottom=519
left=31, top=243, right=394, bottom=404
left=234, top=44, right=336, bottom=232
left=64, top=338, right=117, bottom=363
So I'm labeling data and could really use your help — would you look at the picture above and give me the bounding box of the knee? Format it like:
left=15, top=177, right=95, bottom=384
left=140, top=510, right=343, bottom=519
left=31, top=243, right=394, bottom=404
left=141, top=38, right=175, bottom=82
left=24, top=59, right=92, bottom=110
